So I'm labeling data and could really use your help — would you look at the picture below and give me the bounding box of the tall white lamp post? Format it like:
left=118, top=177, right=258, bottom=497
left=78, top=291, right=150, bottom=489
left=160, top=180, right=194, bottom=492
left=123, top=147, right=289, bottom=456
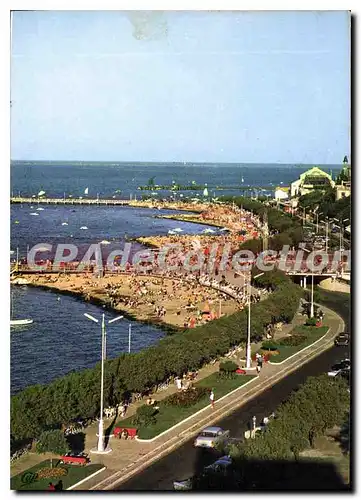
left=316, top=212, right=323, bottom=234
left=128, top=323, right=132, bottom=353
left=84, top=312, right=123, bottom=454
left=246, top=272, right=264, bottom=369
left=303, top=249, right=314, bottom=318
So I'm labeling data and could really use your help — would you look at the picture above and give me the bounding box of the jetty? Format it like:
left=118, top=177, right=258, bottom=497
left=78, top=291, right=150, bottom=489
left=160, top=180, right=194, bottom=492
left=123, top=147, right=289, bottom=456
left=10, top=197, right=131, bottom=206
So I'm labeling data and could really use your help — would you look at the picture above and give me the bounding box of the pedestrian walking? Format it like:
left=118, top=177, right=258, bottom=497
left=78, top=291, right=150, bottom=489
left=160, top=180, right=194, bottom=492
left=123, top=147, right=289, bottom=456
left=175, top=377, right=182, bottom=391
left=210, top=389, right=215, bottom=408
left=256, top=364, right=261, bottom=374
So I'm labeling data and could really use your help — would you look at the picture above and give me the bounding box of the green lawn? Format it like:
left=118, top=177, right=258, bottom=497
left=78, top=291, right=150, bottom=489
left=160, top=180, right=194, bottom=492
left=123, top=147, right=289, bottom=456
left=269, top=325, right=329, bottom=363
left=116, top=373, right=255, bottom=440
left=10, top=459, right=105, bottom=491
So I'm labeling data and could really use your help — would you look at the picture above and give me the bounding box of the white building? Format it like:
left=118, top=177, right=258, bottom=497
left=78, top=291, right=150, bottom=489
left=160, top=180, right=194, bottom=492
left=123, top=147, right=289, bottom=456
left=274, top=187, right=289, bottom=201
left=290, top=166, right=335, bottom=198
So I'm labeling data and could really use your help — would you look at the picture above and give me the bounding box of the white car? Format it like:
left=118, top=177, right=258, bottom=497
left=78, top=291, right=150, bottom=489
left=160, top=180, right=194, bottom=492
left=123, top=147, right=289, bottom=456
left=328, top=359, right=350, bottom=377
left=194, top=426, right=230, bottom=448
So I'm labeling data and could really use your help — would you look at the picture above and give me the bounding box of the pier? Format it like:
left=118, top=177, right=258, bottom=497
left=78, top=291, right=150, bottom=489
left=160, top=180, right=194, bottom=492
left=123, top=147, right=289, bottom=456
left=10, top=197, right=131, bottom=206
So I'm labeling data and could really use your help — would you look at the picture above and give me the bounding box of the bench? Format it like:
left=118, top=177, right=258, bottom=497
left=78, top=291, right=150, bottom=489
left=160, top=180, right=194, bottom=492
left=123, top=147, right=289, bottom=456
left=59, top=455, right=89, bottom=466
left=114, top=427, right=137, bottom=439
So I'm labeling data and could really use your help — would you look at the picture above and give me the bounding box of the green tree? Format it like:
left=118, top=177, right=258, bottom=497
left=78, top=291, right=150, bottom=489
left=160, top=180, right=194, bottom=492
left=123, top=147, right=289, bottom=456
left=133, top=404, right=158, bottom=427
left=36, top=429, right=70, bottom=455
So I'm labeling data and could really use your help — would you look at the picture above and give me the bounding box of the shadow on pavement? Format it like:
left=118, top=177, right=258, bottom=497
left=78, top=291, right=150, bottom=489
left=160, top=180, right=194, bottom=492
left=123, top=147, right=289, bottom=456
left=193, top=457, right=350, bottom=491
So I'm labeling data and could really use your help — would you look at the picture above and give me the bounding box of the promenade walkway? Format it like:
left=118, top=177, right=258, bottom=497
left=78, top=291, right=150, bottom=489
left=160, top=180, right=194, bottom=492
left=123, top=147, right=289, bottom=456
left=10, top=303, right=344, bottom=490
left=319, top=278, right=350, bottom=294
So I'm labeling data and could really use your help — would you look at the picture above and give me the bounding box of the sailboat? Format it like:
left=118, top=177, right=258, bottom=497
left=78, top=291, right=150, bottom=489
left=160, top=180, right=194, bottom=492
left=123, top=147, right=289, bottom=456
left=11, top=318, right=33, bottom=326
left=10, top=291, right=33, bottom=327
left=84, top=187, right=89, bottom=195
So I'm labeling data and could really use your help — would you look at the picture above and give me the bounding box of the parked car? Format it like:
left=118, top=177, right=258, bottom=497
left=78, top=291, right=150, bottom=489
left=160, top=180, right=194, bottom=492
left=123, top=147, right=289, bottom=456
left=173, top=477, right=194, bottom=491
left=328, top=359, right=351, bottom=377
left=194, top=426, right=230, bottom=448
left=173, top=456, right=233, bottom=490
left=334, top=333, right=350, bottom=346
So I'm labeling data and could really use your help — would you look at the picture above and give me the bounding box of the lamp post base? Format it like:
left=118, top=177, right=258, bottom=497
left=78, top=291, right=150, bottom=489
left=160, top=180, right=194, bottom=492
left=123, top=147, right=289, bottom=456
left=239, top=358, right=258, bottom=371
left=90, top=446, right=112, bottom=455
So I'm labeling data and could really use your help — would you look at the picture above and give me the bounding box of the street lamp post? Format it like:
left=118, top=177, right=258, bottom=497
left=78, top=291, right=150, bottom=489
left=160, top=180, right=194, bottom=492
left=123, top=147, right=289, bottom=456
left=325, top=218, right=329, bottom=254
left=303, top=248, right=314, bottom=318
left=334, top=218, right=349, bottom=276
left=246, top=272, right=264, bottom=369
left=128, top=323, right=132, bottom=353
left=316, top=212, right=323, bottom=234
left=84, top=312, right=123, bottom=454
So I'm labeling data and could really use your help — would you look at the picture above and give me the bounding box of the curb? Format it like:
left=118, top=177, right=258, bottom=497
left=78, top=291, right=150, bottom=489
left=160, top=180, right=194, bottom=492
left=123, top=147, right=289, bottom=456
left=135, top=376, right=259, bottom=442
left=66, top=466, right=107, bottom=490
left=268, top=328, right=330, bottom=365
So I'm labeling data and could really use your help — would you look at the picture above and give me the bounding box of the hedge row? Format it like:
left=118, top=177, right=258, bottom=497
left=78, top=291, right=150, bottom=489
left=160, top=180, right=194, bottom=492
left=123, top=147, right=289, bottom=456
left=232, top=374, right=349, bottom=462
left=11, top=272, right=302, bottom=442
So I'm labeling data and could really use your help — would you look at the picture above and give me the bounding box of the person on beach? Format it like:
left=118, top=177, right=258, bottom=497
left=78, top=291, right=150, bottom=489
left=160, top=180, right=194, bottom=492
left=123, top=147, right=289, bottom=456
left=210, top=389, right=215, bottom=408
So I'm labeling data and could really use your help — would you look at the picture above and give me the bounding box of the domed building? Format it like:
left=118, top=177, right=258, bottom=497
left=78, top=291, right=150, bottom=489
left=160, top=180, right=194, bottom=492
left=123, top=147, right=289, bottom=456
left=290, top=166, right=335, bottom=198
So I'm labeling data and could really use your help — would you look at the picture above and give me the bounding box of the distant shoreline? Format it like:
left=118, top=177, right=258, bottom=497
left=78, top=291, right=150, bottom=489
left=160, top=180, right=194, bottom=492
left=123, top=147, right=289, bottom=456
left=11, top=160, right=343, bottom=167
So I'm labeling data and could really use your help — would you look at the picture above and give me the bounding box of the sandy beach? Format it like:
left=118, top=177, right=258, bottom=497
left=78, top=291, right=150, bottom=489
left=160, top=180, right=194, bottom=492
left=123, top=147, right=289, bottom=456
left=15, top=272, right=244, bottom=329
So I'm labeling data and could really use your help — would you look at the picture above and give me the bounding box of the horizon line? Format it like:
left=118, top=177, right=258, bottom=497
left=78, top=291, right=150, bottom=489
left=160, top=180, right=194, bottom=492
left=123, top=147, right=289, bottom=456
left=10, top=159, right=345, bottom=166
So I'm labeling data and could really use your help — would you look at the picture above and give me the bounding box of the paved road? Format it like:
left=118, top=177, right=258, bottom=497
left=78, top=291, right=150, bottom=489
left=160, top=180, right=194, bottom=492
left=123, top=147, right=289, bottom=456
left=117, top=294, right=350, bottom=491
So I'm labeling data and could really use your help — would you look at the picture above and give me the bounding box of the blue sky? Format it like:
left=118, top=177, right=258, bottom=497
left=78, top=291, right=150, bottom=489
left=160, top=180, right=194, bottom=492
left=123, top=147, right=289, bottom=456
left=11, top=10, right=350, bottom=163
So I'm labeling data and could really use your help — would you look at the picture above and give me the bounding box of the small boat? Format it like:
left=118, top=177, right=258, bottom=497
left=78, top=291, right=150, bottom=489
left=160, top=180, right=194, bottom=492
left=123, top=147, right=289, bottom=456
left=173, top=228, right=183, bottom=232
left=36, top=207, right=45, bottom=211
left=100, top=240, right=111, bottom=245
left=202, top=228, right=215, bottom=234
left=168, top=230, right=176, bottom=235
left=11, top=318, right=33, bottom=327
left=11, top=291, right=33, bottom=326
left=80, top=226, right=88, bottom=230
left=61, top=222, right=68, bottom=226
left=30, top=213, right=39, bottom=216
left=14, top=221, right=19, bottom=224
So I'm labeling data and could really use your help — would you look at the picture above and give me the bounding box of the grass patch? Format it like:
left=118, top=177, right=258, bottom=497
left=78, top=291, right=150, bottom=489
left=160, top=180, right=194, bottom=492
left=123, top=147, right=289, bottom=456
left=269, top=325, right=329, bottom=363
left=116, top=373, right=255, bottom=440
left=10, top=459, right=105, bottom=491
